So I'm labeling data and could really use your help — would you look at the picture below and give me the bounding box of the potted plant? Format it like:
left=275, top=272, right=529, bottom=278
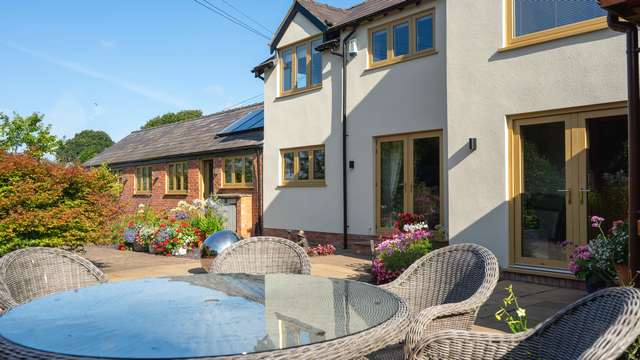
left=565, top=216, right=629, bottom=292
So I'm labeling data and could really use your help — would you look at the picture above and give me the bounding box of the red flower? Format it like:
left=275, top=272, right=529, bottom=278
left=160, top=223, right=167, bottom=229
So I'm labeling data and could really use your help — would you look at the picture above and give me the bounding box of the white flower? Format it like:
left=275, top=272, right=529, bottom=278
left=516, top=308, right=526, bottom=318
left=403, top=222, right=429, bottom=233
left=138, top=204, right=145, bottom=209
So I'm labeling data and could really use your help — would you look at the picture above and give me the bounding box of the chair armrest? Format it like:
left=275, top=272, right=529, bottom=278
left=404, top=303, right=481, bottom=354
left=408, top=330, right=532, bottom=360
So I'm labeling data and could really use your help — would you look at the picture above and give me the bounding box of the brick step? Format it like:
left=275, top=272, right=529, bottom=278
left=349, top=240, right=375, bottom=257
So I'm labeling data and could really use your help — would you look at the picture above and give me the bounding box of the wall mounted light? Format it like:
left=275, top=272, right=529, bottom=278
left=349, top=160, right=355, bottom=169
left=468, top=138, right=477, bottom=152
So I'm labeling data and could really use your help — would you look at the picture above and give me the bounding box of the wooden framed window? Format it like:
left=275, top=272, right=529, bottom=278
left=222, top=156, right=254, bottom=188
left=134, top=166, right=152, bottom=195
left=375, top=131, right=443, bottom=233
left=368, top=9, right=435, bottom=69
left=280, top=145, right=325, bottom=187
left=503, top=0, right=607, bottom=50
left=279, top=36, right=322, bottom=96
left=166, top=162, right=188, bottom=194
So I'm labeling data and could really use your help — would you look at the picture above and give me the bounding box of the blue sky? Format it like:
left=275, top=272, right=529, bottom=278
left=0, top=0, right=360, bottom=141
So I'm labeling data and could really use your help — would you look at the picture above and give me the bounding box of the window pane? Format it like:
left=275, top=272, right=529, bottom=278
left=514, top=0, right=605, bottom=37
left=380, top=141, right=404, bottom=228
left=393, top=22, right=409, bottom=56
left=136, top=168, right=141, bottom=192
left=296, top=45, right=307, bottom=89
left=372, top=29, right=388, bottom=62
left=168, top=165, right=174, bottom=190
left=313, top=150, right=325, bottom=180
left=298, top=151, right=309, bottom=180
left=175, top=164, right=181, bottom=190
left=244, top=157, right=254, bottom=184
left=143, top=167, right=149, bottom=191
left=416, top=15, right=433, bottom=52
left=234, top=158, right=243, bottom=183
left=225, top=159, right=233, bottom=184
left=284, top=152, right=294, bottom=181
left=413, top=137, right=440, bottom=227
left=183, top=163, right=188, bottom=190
left=311, top=39, right=322, bottom=85
left=282, top=49, right=292, bottom=91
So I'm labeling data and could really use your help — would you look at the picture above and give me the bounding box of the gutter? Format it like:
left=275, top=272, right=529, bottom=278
left=607, top=13, right=640, bottom=277
left=341, top=27, right=357, bottom=249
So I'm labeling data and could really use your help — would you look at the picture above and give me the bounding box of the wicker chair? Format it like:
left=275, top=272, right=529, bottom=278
left=209, top=236, right=311, bottom=275
left=0, top=247, right=107, bottom=309
left=406, top=287, right=640, bottom=360
left=366, top=244, right=499, bottom=359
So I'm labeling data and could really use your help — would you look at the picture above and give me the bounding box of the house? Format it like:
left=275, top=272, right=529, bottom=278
left=85, top=103, right=264, bottom=238
left=253, top=0, right=627, bottom=285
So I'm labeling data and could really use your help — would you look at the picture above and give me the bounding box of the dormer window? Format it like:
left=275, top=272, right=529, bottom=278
left=279, top=37, right=322, bottom=96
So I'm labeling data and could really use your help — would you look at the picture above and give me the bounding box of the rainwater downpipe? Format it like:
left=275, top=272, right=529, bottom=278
left=341, top=28, right=357, bottom=250
left=608, top=13, right=640, bottom=277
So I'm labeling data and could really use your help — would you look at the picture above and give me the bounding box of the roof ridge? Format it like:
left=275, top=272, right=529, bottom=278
left=130, top=102, right=263, bottom=134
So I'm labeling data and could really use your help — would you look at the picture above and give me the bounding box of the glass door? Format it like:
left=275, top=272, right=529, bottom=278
left=512, top=106, right=627, bottom=270
left=513, top=114, right=576, bottom=268
left=376, top=131, right=442, bottom=232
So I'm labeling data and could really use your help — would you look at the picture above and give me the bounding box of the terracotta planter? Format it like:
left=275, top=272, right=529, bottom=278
left=616, top=264, right=632, bottom=286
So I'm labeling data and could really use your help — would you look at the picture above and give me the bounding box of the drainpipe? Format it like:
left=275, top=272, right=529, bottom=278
left=341, top=28, right=356, bottom=250
left=608, top=14, right=640, bottom=279
left=256, top=147, right=263, bottom=236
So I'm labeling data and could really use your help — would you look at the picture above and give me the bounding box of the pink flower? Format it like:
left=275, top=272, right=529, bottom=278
left=591, top=215, right=605, bottom=228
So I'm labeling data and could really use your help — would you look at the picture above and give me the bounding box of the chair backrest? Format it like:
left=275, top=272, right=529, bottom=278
left=210, top=237, right=311, bottom=275
left=385, top=244, right=499, bottom=314
left=529, top=287, right=640, bottom=359
left=0, top=247, right=107, bottom=307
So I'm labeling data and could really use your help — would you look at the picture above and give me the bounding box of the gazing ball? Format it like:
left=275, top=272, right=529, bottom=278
left=200, top=230, right=242, bottom=271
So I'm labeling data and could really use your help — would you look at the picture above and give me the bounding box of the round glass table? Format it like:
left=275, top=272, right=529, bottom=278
left=0, top=274, right=409, bottom=359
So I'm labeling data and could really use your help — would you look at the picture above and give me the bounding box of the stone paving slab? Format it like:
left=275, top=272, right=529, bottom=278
left=84, top=247, right=587, bottom=333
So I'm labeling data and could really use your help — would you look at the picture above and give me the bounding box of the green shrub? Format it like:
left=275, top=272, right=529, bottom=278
left=190, top=215, right=224, bottom=237
left=380, top=238, right=432, bottom=272
left=0, top=152, right=122, bottom=255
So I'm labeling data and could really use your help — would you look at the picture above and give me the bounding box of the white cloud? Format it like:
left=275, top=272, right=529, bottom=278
left=204, top=84, right=225, bottom=96
left=46, top=93, right=90, bottom=139
left=1, top=41, right=190, bottom=109
left=99, top=39, right=117, bottom=49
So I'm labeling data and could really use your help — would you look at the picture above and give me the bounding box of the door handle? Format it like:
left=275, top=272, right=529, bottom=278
left=579, top=188, right=591, bottom=204
left=557, top=189, right=572, bottom=204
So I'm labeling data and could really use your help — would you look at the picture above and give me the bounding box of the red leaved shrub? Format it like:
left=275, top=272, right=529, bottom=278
left=0, top=152, right=123, bottom=256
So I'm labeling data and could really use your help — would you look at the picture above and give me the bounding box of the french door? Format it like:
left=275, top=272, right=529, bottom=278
left=376, top=131, right=443, bottom=232
left=511, top=107, right=627, bottom=269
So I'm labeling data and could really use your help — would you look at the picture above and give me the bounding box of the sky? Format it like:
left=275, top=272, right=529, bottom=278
left=0, top=0, right=361, bottom=142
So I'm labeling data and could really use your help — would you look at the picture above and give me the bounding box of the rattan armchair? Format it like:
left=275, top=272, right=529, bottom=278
left=0, top=247, right=107, bottom=310
left=209, top=236, right=311, bottom=275
left=366, top=244, right=499, bottom=359
left=407, top=287, right=640, bottom=360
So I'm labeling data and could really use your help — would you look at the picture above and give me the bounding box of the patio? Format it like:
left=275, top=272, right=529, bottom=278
left=83, top=246, right=586, bottom=334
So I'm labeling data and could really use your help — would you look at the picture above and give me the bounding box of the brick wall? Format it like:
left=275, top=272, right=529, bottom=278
left=116, top=150, right=262, bottom=237
left=263, top=228, right=376, bottom=246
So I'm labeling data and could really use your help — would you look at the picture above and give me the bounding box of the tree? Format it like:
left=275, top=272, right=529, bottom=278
left=141, top=109, right=203, bottom=129
left=0, top=112, right=60, bottom=158
left=57, top=130, right=114, bottom=164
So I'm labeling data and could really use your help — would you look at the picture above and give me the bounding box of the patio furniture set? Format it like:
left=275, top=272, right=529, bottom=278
left=0, top=239, right=638, bottom=359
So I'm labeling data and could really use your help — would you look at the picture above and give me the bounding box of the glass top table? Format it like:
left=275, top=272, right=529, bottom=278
left=0, top=274, right=409, bottom=359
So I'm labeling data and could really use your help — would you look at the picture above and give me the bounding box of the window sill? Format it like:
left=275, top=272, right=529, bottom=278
left=165, top=191, right=188, bottom=196
left=277, top=181, right=326, bottom=188
left=221, top=185, right=254, bottom=190
left=498, top=17, right=608, bottom=52
left=277, top=84, right=322, bottom=99
left=133, top=193, right=152, bottom=197
left=366, top=49, right=437, bottom=72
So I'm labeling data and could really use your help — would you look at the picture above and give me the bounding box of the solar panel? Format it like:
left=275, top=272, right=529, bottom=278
left=218, top=109, right=264, bottom=135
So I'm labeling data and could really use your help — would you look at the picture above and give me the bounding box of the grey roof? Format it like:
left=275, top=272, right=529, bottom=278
left=85, top=103, right=263, bottom=167
left=335, top=0, right=411, bottom=27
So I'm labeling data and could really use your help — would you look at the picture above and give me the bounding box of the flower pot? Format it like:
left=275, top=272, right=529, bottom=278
left=585, top=274, right=608, bottom=294
left=616, top=264, right=632, bottom=286
left=133, top=242, right=147, bottom=252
